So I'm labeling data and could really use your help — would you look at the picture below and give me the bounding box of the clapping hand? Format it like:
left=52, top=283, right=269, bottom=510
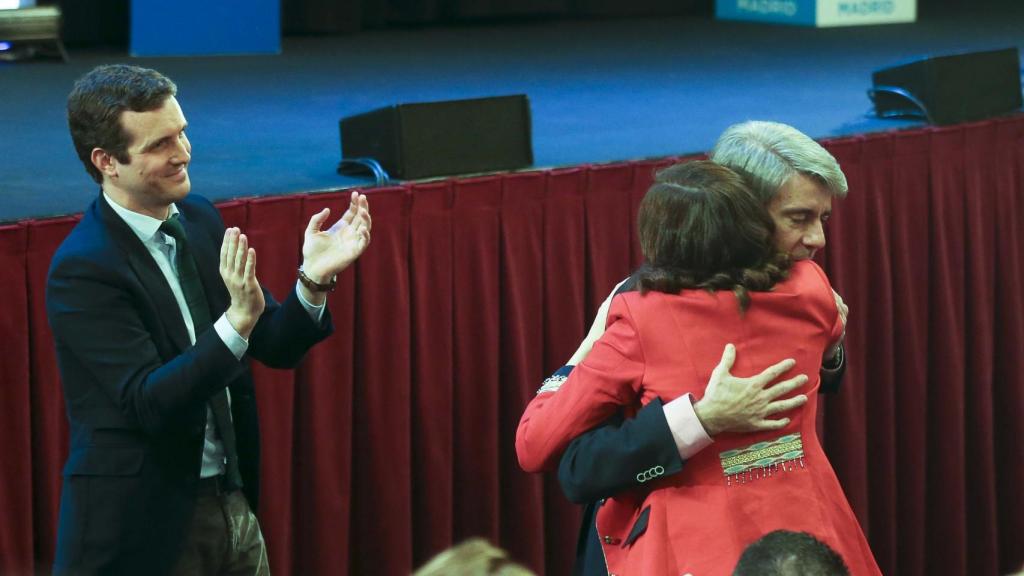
left=301, top=191, right=372, bottom=284
left=221, top=227, right=266, bottom=339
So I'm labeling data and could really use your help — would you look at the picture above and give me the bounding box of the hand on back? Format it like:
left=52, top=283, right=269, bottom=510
left=693, top=344, right=809, bottom=437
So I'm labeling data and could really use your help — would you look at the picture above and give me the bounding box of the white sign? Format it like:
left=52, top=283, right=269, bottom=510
left=0, top=0, right=37, bottom=8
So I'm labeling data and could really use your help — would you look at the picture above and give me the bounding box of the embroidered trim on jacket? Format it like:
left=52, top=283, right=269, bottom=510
left=719, top=433, right=806, bottom=486
left=537, top=374, right=568, bottom=394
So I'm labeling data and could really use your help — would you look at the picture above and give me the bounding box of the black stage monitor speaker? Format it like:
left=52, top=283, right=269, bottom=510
left=339, top=94, right=533, bottom=180
left=870, top=47, right=1022, bottom=125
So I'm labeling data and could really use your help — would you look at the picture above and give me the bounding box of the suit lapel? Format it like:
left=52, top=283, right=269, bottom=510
left=96, top=195, right=192, bottom=353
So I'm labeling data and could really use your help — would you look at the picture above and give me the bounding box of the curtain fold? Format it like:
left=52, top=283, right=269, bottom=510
left=350, top=186, right=414, bottom=576
left=26, top=218, right=76, bottom=573
left=992, top=119, right=1024, bottom=573
left=408, top=181, right=456, bottom=569
left=0, top=224, right=32, bottom=576
left=451, top=177, right=504, bottom=544
left=926, top=127, right=971, bottom=576
left=961, top=123, right=1000, bottom=576
left=887, top=130, right=933, bottom=576
left=497, top=172, right=548, bottom=571
left=3, top=119, right=1024, bottom=576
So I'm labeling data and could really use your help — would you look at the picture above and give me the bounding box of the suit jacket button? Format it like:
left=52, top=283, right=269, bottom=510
left=603, top=535, right=620, bottom=545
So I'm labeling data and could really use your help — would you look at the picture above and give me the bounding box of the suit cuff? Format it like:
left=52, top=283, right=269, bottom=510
left=295, top=279, right=327, bottom=325
left=822, top=344, right=844, bottom=372
left=214, top=314, right=249, bottom=360
left=663, top=393, right=713, bottom=460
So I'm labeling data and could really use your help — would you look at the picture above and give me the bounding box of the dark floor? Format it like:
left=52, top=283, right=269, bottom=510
left=2, top=5, right=1023, bottom=221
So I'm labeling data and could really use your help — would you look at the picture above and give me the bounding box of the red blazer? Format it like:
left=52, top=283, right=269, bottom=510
left=517, top=260, right=880, bottom=575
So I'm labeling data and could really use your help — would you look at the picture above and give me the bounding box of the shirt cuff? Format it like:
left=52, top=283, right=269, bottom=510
left=214, top=314, right=249, bottom=360
left=295, top=279, right=327, bottom=325
left=663, top=393, right=713, bottom=460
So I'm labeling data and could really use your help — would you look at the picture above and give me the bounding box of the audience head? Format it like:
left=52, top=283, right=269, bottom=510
left=413, top=538, right=535, bottom=576
left=637, top=160, right=789, bottom=309
left=733, top=530, right=850, bottom=576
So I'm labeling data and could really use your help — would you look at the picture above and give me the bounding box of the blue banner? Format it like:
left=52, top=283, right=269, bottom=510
left=131, top=0, right=279, bottom=57
left=716, top=0, right=817, bottom=26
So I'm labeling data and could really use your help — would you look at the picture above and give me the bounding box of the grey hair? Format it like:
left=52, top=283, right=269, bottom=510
left=710, top=121, right=848, bottom=204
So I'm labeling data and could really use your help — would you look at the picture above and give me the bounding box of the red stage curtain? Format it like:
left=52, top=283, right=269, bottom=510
left=2, top=119, right=1024, bottom=576
left=408, top=180, right=456, bottom=567
left=0, top=223, right=31, bottom=575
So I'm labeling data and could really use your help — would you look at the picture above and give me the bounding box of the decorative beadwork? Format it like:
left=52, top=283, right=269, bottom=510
left=720, top=433, right=806, bottom=486
left=536, top=374, right=568, bottom=394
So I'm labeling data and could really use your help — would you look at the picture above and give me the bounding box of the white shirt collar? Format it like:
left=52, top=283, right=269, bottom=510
left=103, top=192, right=181, bottom=245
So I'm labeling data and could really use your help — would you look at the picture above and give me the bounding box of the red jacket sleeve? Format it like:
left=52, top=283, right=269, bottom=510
left=804, top=260, right=845, bottom=349
left=516, top=295, right=646, bottom=472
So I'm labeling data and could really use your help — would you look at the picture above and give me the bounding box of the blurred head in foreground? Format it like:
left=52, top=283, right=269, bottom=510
left=413, top=538, right=535, bottom=576
left=733, top=530, right=850, bottom=576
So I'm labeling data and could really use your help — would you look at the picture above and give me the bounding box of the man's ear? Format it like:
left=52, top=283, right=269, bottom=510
left=91, top=148, right=118, bottom=179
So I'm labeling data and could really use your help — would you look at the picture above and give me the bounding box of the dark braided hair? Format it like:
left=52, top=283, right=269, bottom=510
left=636, top=161, right=790, bottom=311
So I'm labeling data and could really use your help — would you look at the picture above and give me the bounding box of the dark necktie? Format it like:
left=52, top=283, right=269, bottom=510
left=159, top=215, right=243, bottom=490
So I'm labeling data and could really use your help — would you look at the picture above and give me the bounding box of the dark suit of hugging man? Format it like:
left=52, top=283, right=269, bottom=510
left=47, top=65, right=372, bottom=575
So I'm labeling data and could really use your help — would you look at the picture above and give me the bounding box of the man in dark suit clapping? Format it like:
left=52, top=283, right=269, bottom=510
left=47, top=64, right=371, bottom=575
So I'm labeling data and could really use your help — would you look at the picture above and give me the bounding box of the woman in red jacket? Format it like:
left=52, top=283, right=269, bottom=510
left=516, top=160, right=880, bottom=576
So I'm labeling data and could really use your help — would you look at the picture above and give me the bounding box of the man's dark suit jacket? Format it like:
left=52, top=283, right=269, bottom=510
left=555, top=280, right=847, bottom=576
left=46, top=194, right=332, bottom=575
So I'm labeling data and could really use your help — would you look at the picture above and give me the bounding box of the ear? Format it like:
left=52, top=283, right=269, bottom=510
left=91, top=148, right=118, bottom=179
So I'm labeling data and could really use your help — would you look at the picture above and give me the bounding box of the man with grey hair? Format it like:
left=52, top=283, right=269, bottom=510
left=540, top=120, right=850, bottom=576
left=713, top=120, right=848, bottom=264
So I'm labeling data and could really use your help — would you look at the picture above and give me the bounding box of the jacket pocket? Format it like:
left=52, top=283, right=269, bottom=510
left=624, top=505, right=650, bottom=547
left=63, top=447, right=145, bottom=477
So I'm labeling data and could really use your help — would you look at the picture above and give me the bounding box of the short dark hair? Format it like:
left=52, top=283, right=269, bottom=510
left=733, top=530, right=851, bottom=576
left=636, top=160, right=790, bottom=311
left=67, top=64, right=177, bottom=183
